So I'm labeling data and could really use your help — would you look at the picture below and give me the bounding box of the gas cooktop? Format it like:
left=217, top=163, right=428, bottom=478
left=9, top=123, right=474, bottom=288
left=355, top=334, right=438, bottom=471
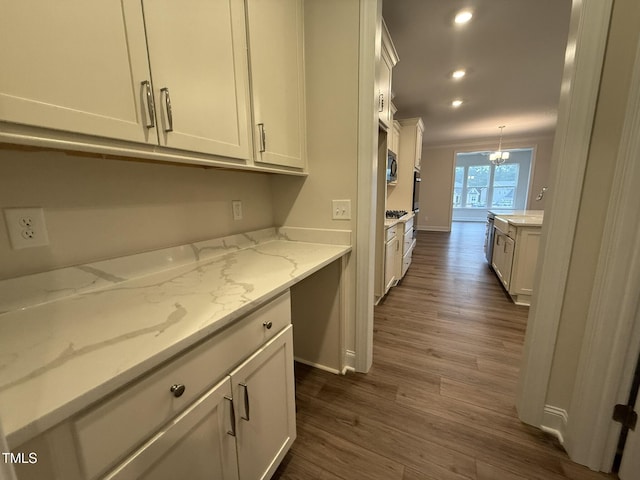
left=385, top=210, right=408, bottom=219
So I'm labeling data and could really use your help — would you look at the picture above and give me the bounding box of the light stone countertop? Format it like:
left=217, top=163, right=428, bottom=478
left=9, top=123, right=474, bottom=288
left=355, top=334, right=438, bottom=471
left=0, top=230, right=350, bottom=447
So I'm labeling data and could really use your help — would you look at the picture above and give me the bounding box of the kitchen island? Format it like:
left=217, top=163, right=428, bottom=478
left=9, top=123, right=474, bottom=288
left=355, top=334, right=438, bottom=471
left=489, top=211, right=543, bottom=306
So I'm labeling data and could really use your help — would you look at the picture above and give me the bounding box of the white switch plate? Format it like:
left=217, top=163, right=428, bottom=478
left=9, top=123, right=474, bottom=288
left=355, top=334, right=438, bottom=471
left=4, top=208, right=50, bottom=249
left=332, top=200, right=351, bottom=220
left=232, top=200, right=243, bottom=220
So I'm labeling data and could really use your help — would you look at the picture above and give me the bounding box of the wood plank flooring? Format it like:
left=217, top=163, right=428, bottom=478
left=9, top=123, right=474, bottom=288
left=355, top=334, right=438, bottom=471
left=273, top=222, right=616, bottom=480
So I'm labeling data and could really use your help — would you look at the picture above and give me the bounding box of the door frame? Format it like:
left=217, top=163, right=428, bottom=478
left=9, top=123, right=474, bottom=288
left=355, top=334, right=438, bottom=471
left=563, top=32, right=640, bottom=471
left=354, top=0, right=382, bottom=372
left=516, top=0, right=613, bottom=426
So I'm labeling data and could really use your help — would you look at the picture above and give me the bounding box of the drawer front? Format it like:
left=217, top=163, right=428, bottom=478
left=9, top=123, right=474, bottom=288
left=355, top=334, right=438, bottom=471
left=404, top=217, right=414, bottom=234
left=73, top=291, right=291, bottom=480
left=385, top=225, right=397, bottom=242
left=403, top=232, right=413, bottom=255
left=402, top=248, right=412, bottom=276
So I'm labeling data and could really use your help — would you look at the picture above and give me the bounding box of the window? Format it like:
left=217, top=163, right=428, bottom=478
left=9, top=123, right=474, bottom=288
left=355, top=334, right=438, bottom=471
left=452, top=149, right=533, bottom=221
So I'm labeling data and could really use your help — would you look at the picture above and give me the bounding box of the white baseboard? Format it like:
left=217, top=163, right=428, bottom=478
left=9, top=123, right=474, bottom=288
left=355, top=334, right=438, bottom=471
left=294, top=356, right=341, bottom=375
left=541, top=405, right=568, bottom=445
left=342, top=350, right=356, bottom=374
left=417, top=226, right=451, bottom=232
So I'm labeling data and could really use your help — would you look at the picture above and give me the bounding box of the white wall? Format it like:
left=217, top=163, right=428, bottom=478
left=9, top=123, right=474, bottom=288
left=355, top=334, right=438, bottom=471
left=271, top=0, right=360, bottom=354
left=545, top=0, right=640, bottom=411
left=0, top=150, right=274, bottom=280
left=418, top=134, right=554, bottom=231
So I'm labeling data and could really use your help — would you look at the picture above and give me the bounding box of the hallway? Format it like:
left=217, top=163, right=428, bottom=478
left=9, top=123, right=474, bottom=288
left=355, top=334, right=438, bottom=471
left=273, top=222, right=615, bottom=479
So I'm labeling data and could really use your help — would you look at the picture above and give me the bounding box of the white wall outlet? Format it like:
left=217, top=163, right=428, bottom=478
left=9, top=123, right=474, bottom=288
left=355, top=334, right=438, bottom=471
left=332, top=199, right=351, bottom=220
left=232, top=200, right=243, bottom=220
left=4, top=208, right=50, bottom=249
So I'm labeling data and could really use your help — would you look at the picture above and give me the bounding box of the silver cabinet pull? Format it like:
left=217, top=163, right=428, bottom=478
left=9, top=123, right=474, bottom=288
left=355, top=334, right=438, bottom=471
left=257, top=123, right=266, bottom=153
left=141, top=80, right=155, bottom=128
left=170, top=384, right=185, bottom=397
left=224, top=396, right=236, bottom=436
left=160, top=87, right=173, bottom=132
left=379, top=93, right=384, bottom=112
left=239, top=383, right=250, bottom=421
left=263, top=321, right=272, bottom=330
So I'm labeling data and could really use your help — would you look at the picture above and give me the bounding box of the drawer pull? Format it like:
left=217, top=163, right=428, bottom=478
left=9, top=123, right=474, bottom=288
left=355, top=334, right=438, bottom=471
left=263, top=321, right=273, bottom=330
left=225, top=396, right=236, bottom=437
left=169, top=384, right=186, bottom=398
left=239, top=383, right=250, bottom=421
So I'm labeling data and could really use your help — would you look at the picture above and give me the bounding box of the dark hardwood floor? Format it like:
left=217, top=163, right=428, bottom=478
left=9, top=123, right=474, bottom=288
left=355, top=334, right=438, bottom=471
left=273, top=222, right=615, bottom=480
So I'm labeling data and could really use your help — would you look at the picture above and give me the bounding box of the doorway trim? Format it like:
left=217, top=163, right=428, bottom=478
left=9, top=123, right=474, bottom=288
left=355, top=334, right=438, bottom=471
left=563, top=32, right=640, bottom=471
left=354, top=0, right=381, bottom=373
left=516, top=0, right=613, bottom=426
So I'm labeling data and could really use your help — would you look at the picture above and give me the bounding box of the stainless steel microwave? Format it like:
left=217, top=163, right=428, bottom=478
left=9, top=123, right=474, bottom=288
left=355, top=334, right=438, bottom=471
left=386, top=151, right=398, bottom=183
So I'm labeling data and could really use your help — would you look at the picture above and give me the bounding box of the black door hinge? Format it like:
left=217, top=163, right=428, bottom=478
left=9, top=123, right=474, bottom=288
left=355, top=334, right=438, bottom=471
left=613, top=404, right=638, bottom=430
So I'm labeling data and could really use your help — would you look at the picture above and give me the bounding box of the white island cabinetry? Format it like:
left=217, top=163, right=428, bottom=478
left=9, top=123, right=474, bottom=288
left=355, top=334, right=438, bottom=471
left=491, top=215, right=542, bottom=305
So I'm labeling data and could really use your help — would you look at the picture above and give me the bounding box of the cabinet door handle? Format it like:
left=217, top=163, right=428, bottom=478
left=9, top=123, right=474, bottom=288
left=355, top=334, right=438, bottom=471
left=160, top=87, right=173, bottom=132
left=257, top=123, right=266, bottom=153
left=239, top=383, right=250, bottom=421
left=378, top=93, right=384, bottom=113
left=141, top=80, right=155, bottom=129
left=263, top=321, right=273, bottom=330
left=224, top=396, right=236, bottom=436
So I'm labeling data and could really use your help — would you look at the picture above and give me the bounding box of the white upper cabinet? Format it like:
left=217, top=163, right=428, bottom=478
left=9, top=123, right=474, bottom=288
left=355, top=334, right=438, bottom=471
left=142, top=0, right=252, bottom=159
left=0, top=0, right=157, bottom=144
left=377, top=19, right=399, bottom=130
left=246, top=0, right=306, bottom=169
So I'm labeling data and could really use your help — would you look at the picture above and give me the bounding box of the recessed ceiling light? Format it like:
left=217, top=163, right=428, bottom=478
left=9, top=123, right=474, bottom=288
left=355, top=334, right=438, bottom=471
left=452, top=99, right=463, bottom=108
left=452, top=69, right=466, bottom=79
left=454, top=10, right=473, bottom=24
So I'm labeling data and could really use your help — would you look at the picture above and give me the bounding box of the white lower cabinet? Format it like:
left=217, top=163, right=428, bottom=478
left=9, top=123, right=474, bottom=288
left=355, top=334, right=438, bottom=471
left=231, top=327, right=296, bottom=480
left=13, top=293, right=295, bottom=480
left=491, top=224, right=541, bottom=305
left=104, top=377, right=238, bottom=480
left=106, top=326, right=294, bottom=480
left=384, top=225, right=399, bottom=292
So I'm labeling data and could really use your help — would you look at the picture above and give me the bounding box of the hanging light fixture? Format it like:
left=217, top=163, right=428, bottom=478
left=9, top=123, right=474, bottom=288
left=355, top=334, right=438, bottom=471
left=489, top=125, right=510, bottom=165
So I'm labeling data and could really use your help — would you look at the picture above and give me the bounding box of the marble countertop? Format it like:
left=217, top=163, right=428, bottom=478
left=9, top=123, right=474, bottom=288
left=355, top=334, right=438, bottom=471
left=0, top=229, right=350, bottom=447
left=495, top=214, right=544, bottom=227
left=488, top=209, right=544, bottom=216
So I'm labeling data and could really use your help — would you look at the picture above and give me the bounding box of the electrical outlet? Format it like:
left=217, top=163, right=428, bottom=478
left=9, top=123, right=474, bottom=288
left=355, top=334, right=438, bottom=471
left=232, top=200, right=243, bottom=220
left=332, top=200, right=351, bottom=220
left=4, top=208, right=50, bottom=249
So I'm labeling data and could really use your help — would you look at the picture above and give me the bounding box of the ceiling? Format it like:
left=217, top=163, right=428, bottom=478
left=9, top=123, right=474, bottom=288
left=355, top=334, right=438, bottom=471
left=382, top=0, right=572, bottom=147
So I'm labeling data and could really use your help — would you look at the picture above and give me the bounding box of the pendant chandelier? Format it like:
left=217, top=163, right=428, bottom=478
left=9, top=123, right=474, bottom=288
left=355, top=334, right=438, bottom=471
left=489, top=125, right=510, bottom=165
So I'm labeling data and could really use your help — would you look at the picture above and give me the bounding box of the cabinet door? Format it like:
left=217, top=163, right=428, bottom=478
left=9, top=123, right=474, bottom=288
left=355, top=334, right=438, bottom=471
left=0, top=1, right=157, bottom=144
left=492, top=231, right=514, bottom=289
left=511, top=229, right=541, bottom=295
left=230, top=325, right=296, bottom=480
left=414, top=123, right=424, bottom=170
left=384, top=236, right=399, bottom=292
left=246, top=0, right=305, bottom=169
left=104, top=377, right=239, bottom=480
left=377, top=51, right=393, bottom=129
left=142, top=0, right=252, bottom=159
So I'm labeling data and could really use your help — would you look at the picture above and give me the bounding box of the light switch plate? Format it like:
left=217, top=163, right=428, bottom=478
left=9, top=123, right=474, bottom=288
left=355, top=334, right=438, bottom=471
left=4, top=208, right=50, bottom=249
left=332, top=200, right=351, bottom=220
